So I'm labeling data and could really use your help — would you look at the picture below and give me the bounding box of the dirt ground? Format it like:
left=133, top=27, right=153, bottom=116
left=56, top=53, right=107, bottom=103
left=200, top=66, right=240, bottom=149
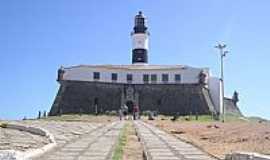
left=123, top=121, right=144, bottom=160
left=146, top=117, right=270, bottom=159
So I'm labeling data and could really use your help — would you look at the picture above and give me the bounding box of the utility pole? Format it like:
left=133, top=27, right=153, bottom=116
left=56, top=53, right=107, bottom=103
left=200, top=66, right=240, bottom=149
left=215, top=43, right=228, bottom=122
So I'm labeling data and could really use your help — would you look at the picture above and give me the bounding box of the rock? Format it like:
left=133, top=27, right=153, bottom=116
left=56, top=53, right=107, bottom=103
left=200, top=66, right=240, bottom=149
left=200, top=136, right=209, bottom=140
left=206, top=124, right=220, bottom=129
left=170, top=130, right=185, bottom=134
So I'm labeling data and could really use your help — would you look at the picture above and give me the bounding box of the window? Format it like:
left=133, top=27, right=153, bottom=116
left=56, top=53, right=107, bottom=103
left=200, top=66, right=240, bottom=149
left=175, top=74, right=181, bottom=82
left=162, top=74, right=169, bottom=83
left=151, top=74, right=157, bottom=83
left=127, top=74, right=133, bottom=82
left=93, top=72, right=100, bottom=80
left=111, top=73, right=117, bottom=81
left=143, top=74, right=149, bottom=83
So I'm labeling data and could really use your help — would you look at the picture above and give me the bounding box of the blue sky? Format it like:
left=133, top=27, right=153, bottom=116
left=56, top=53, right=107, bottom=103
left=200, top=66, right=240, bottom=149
left=0, top=0, right=269, bottom=120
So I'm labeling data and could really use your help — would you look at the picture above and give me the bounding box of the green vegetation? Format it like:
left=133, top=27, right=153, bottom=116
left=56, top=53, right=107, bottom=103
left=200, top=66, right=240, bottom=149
left=177, top=114, right=215, bottom=122
left=112, top=122, right=128, bottom=160
left=223, top=113, right=247, bottom=122
left=247, top=116, right=269, bottom=122
left=42, top=114, right=90, bottom=121
left=190, top=114, right=245, bottom=122
left=34, top=114, right=116, bottom=122
left=156, top=113, right=246, bottom=122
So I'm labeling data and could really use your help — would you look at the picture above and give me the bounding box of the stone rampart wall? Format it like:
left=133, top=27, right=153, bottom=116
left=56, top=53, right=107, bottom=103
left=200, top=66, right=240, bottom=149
left=49, top=81, right=215, bottom=116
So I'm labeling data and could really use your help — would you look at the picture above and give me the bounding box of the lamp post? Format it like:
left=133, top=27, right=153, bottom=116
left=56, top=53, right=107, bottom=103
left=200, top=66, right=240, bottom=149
left=215, top=43, right=228, bottom=122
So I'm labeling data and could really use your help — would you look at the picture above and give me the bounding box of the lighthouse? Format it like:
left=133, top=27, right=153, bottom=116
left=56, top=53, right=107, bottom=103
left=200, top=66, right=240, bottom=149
left=50, top=10, right=242, bottom=118
left=131, top=11, right=149, bottom=64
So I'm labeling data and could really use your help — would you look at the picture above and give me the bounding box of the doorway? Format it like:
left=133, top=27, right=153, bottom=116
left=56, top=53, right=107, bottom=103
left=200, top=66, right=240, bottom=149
left=126, top=101, right=134, bottom=113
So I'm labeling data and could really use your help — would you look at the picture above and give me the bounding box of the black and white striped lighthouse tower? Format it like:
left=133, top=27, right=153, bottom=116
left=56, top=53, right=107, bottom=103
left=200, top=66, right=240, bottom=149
left=131, top=11, right=149, bottom=64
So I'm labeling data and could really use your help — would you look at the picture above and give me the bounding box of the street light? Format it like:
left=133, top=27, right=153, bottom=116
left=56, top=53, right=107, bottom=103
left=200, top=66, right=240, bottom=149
left=215, top=43, right=228, bottom=122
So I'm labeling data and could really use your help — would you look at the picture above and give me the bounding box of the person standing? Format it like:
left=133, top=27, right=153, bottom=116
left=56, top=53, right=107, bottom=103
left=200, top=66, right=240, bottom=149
left=122, top=105, right=128, bottom=120
left=133, top=105, right=139, bottom=120
left=118, top=108, right=123, bottom=121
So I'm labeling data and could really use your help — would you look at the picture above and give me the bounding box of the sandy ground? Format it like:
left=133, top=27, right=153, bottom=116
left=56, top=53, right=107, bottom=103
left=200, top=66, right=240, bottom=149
left=123, top=121, right=144, bottom=160
left=146, top=117, right=270, bottom=159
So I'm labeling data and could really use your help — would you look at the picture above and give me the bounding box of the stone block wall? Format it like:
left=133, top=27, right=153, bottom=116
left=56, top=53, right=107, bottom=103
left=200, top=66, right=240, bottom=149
left=49, top=81, right=122, bottom=115
left=49, top=81, right=213, bottom=116
left=135, top=84, right=211, bottom=115
left=224, top=98, right=242, bottom=116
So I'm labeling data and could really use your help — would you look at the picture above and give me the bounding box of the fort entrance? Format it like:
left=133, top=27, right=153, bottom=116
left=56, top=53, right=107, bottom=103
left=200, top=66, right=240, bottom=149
left=126, top=100, right=134, bottom=113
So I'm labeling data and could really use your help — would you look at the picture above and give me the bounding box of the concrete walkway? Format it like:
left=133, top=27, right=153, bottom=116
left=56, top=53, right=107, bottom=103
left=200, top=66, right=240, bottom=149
left=34, top=121, right=124, bottom=160
left=19, top=121, right=104, bottom=146
left=134, top=121, right=216, bottom=160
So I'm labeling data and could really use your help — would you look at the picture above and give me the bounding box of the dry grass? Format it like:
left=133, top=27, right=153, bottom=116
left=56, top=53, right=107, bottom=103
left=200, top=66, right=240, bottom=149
left=122, top=121, right=144, bottom=160
left=112, top=122, right=128, bottom=160
left=39, top=114, right=118, bottom=123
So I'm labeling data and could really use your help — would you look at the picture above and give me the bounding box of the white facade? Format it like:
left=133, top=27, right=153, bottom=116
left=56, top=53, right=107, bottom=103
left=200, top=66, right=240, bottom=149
left=208, top=77, right=221, bottom=113
left=60, top=64, right=221, bottom=113
left=62, top=65, right=209, bottom=84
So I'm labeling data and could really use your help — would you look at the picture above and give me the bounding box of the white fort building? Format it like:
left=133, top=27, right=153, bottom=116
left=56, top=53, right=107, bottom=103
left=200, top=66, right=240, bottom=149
left=49, top=11, right=241, bottom=116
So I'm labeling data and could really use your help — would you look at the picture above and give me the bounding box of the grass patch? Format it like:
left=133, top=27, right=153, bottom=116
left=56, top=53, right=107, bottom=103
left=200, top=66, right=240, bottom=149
left=112, top=122, right=128, bottom=160
left=248, top=116, right=269, bottom=122
left=181, top=115, right=215, bottom=122
left=185, top=113, right=246, bottom=122
left=162, top=115, right=216, bottom=122
left=37, top=114, right=117, bottom=122
left=223, top=113, right=246, bottom=122
left=44, top=114, right=88, bottom=121
left=153, top=113, right=246, bottom=123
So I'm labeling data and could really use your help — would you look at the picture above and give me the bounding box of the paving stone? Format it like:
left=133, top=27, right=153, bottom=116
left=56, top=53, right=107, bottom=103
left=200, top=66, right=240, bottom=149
left=151, top=157, right=180, bottom=160
left=0, top=127, right=50, bottom=151
left=78, top=156, right=105, bottom=160
left=33, top=121, right=124, bottom=160
left=135, top=121, right=216, bottom=160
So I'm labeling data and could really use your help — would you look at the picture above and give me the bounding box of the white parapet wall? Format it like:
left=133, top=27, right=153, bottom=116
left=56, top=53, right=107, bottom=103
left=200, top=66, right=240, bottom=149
left=61, top=64, right=209, bottom=84
left=0, top=123, right=56, bottom=160
left=226, top=152, right=270, bottom=160
left=208, top=77, right=221, bottom=113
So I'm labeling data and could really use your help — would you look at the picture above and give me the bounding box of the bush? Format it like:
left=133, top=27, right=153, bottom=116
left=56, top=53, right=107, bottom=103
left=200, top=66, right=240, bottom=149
left=141, top=110, right=151, bottom=116
left=105, top=110, right=118, bottom=116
